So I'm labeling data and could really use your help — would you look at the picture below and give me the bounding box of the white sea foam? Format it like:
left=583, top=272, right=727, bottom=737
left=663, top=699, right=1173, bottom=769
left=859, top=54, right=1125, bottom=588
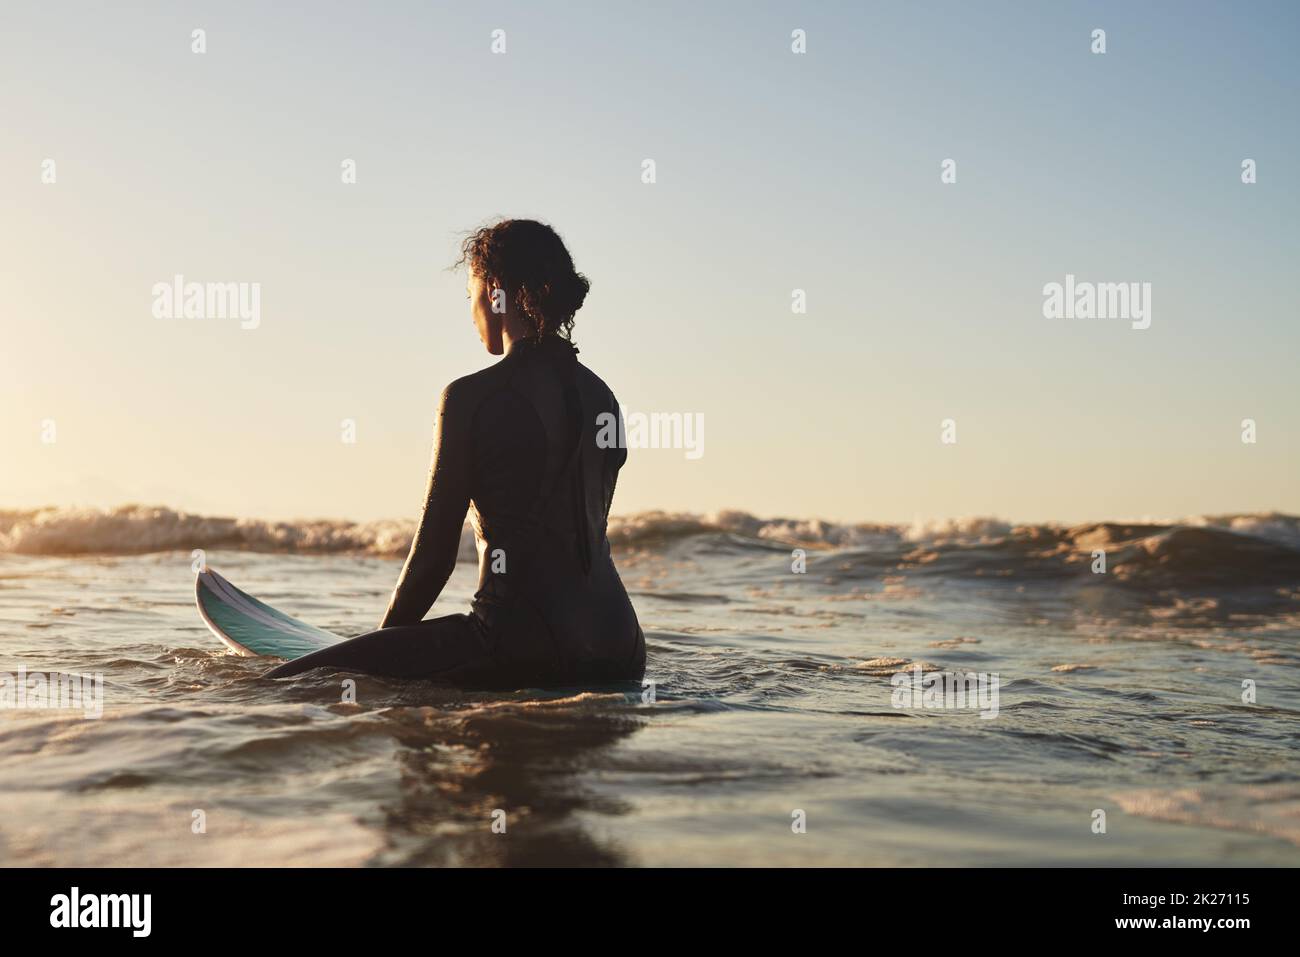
left=2, top=504, right=1299, bottom=559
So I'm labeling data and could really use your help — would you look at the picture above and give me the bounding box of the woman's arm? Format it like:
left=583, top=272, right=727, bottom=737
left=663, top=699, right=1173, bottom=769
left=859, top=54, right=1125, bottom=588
left=379, top=381, right=474, bottom=628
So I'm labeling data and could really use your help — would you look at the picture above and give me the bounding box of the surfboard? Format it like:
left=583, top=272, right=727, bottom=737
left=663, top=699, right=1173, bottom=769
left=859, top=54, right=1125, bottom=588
left=195, top=567, right=344, bottom=658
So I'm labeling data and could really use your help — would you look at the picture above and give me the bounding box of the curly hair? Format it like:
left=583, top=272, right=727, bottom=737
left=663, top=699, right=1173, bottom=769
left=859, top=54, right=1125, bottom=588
left=455, top=219, right=591, bottom=341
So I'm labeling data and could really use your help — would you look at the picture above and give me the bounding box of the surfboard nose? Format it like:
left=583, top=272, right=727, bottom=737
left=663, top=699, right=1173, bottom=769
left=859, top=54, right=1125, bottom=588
left=194, top=569, right=343, bottom=659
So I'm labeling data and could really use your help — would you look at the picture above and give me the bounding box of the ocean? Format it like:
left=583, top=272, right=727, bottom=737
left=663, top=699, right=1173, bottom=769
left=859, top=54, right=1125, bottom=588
left=2, top=506, right=1298, bottom=866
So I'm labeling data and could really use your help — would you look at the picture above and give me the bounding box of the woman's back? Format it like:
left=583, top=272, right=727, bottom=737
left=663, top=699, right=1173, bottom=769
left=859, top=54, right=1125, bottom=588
left=457, top=337, right=644, bottom=685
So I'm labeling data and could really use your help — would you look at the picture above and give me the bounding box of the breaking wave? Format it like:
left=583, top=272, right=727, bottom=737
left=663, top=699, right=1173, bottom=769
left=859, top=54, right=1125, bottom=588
left=2, top=504, right=1299, bottom=593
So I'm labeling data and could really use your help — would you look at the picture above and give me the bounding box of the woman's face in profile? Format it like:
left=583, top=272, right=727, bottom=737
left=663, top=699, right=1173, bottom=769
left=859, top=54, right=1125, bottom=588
left=467, top=272, right=502, bottom=354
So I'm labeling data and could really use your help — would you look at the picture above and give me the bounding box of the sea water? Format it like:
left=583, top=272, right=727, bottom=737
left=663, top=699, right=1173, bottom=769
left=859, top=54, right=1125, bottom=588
left=1, top=507, right=1298, bottom=866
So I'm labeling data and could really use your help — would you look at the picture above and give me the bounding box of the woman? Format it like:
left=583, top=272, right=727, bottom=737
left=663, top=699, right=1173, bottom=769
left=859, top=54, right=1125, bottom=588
left=266, top=219, right=645, bottom=689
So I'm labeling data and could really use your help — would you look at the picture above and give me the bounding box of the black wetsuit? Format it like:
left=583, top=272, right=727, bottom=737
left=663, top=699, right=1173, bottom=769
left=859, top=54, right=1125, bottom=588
left=264, top=337, right=645, bottom=688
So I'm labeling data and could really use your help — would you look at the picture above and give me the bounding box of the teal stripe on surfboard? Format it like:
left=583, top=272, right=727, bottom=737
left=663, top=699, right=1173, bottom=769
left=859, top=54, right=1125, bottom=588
left=196, top=568, right=343, bottom=658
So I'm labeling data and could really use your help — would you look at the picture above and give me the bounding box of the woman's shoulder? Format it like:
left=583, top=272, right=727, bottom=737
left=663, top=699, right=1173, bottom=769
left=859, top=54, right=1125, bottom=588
left=574, top=359, right=619, bottom=410
left=440, top=358, right=515, bottom=404
left=434, top=365, right=514, bottom=432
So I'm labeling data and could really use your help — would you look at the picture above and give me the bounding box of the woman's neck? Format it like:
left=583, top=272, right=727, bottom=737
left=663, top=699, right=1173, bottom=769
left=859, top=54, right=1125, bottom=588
left=504, top=327, right=558, bottom=354
left=500, top=313, right=531, bottom=354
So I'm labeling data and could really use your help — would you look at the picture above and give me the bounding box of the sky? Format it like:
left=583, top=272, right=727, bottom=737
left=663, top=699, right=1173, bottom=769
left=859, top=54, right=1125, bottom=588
left=1, top=0, right=1297, bottom=525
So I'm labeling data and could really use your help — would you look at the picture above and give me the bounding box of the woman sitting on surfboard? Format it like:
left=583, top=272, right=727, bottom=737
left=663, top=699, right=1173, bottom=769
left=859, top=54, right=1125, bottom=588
left=266, top=219, right=645, bottom=688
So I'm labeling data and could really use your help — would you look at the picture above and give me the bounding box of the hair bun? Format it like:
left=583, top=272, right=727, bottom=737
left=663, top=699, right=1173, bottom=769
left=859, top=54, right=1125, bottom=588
left=554, top=271, right=590, bottom=316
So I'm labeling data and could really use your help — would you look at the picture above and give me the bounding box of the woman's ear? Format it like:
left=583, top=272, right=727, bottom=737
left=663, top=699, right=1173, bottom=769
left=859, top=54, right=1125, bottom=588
left=487, top=279, right=508, bottom=316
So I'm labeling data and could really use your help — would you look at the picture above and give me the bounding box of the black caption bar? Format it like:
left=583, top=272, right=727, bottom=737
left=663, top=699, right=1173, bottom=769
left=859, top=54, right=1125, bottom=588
left=0, top=867, right=1278, bottom=942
